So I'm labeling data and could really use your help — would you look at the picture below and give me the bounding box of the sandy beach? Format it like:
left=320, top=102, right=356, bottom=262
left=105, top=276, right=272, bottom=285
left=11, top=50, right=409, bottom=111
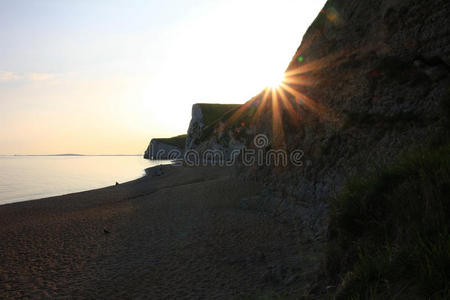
left=0, top=165, right=322, bottom=299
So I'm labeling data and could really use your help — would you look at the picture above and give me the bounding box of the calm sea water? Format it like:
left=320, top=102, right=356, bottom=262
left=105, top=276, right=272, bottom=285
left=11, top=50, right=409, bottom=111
left=0, top=155, right=168, bottom=205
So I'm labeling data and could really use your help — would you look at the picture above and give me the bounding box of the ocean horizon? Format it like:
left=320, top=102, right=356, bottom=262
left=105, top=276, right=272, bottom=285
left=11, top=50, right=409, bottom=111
left=0, top=155, right=169, bottom=205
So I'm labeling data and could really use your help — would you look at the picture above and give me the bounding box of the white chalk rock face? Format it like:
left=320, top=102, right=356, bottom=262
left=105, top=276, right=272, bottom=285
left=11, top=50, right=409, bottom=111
left=185, top=104, right=204, bottom=150
left=144, top=140, right=182, bottom=160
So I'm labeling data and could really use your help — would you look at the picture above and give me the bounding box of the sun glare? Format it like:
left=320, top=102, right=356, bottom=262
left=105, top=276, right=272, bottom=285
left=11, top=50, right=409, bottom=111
left=266, top=73, right=286, bottom=89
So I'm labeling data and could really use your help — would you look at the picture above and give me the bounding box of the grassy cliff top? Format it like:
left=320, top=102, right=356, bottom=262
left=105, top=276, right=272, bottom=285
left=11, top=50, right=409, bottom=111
left=152, top=134, right=187, bottom=149
left=196, top=103, right=241, bottom=127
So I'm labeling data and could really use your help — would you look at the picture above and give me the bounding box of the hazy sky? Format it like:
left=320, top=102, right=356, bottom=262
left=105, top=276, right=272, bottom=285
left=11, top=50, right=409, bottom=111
left=0, top=0, right=326, bottom=154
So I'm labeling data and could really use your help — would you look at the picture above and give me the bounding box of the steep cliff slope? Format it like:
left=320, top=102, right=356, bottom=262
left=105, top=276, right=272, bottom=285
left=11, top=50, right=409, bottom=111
left=191, top=0, right=450, bottom=200
left=144, top=135, right=186, bottom=159
left=145, top=103, right=241, bottom=159
left=188, top=0, right=450, bottom=297
left=196, top=0, right=449, bottom=193
left=185, top=103, right=241, bottom=150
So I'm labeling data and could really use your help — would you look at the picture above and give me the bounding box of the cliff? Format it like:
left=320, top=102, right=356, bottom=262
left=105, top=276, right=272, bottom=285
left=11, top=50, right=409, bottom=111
left=144, top=135, right=186, bottom=159
left=185, top=103, right=241, bottom=151
left=142, top=0, right=449, bottom=296
left=185, top=0, right=450, bottom=297
left=144, top=103, right=241, bottom=160
left=192, top=0, right=450, bottom=202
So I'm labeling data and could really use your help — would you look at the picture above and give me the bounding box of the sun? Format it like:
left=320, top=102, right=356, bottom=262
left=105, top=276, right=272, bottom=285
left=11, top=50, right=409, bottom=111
left=266, top=73, right=285, bottom=89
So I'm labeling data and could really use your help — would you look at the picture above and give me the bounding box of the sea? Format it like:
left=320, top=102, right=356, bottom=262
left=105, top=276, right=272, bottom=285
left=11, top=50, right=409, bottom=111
left=0, top=155, right=169, bottom=205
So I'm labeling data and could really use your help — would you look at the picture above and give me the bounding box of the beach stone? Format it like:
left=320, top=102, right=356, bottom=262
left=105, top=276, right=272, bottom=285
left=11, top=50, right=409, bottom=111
left=284, top=273, right=299, bottom=286
left=149, top=165, right=164, bottom=177
left=238, top=197, right=249, bottom=210
left=424, top=65, right=448, bottom=81
left=256, top=251, right=266, bottom=263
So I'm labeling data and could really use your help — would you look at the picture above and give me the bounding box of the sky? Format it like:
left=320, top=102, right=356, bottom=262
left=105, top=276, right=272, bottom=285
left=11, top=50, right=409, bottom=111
left=0, top=0, right=326, bottom=155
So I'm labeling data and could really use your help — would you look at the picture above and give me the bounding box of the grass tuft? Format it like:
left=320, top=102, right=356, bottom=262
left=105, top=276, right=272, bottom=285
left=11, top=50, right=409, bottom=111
left=328, top=144, right=450, bottom=299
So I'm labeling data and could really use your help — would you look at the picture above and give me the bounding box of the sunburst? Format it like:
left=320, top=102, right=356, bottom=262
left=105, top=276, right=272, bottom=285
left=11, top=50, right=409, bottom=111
left=264, top=72, right=286, bottom=90
left=221, top=25, right=342, bottom=149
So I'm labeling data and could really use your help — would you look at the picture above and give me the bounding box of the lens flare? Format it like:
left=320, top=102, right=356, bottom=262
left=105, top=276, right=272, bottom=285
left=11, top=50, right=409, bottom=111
left=266, top=73, right=285, bottom=89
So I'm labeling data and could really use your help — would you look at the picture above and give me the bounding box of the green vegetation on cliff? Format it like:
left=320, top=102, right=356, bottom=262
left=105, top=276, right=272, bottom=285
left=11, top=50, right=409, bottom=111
left=197, top=103, right=241, bottom=126
left=152, top=134, right=187, bottom=149
left=327, top=145, right=450, bottom=299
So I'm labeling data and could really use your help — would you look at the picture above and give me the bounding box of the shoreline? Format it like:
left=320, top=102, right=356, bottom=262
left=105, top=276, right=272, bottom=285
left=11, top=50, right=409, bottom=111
left=0, top=163, right=179, bottom=214
left=0, top=162, right=172, bottom=208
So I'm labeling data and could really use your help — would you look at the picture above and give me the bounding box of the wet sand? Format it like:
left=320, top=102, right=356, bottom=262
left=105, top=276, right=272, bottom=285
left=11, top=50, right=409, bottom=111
left=0, top=165, right=322, bottom=299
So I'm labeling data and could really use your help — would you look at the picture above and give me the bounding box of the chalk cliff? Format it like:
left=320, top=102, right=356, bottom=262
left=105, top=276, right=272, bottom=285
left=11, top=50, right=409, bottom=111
left=142, top=0, right=449, bottom=296
left=193, top=0, right=450, bottom=201
left=185, top=103, right=241, bottom=151
left=185, top=104, right=204, bottom=150
left=185, top=0, right=450, bottom=296
left=144, top=135, right=186, bottom=159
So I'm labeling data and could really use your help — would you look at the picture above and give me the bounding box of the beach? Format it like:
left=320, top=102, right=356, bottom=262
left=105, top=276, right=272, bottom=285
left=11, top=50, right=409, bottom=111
left=0, top=165, right=322, bottom=299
